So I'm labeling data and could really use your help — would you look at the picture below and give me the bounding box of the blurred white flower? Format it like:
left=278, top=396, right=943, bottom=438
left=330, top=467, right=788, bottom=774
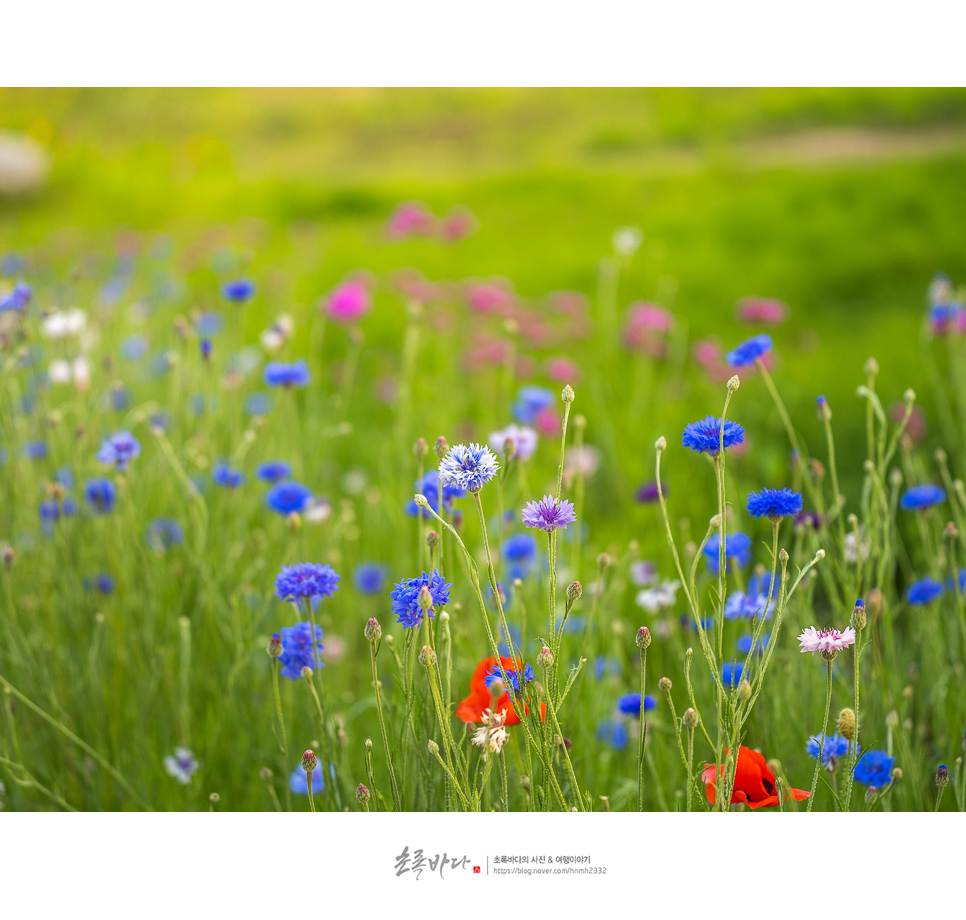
left=565, top=445, right=602, bottom=478
left=42, top=309, right=87, bottom=339
left=471, top=708, right=509, bottom=759
left=489, top=423, right=538, bottom=461
left=612, top=226, right=643, bottom=258
left=48, top=356, right=91, bottom=390
left=304, top=497, right=332, bottom=524
left=844, top=529, right=871, bottom=564
left=636, top=579, right=680, bottom=613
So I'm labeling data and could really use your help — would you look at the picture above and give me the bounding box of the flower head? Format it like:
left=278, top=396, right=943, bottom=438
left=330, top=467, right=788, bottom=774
left=164, top=747, right=199, bottom=784
left=521, top=494, right=577, bottom=532
left=907, top=577, right=944, bottom=605
left=223, top=279, right=255, bottom=302
left=736, top=297, right=787, bottom=325
left=96, top=431, right=141, bottom=471
left=724, top=590, right=774, bottom=621
left=806, top=733, right=857, bottom=770
left=146, top=518, right=183, bottom=551
left=798, top=626, right=856, bottom=657
left=456, top=656, right=546, bottom=726
left=404, top=471, right=466, bottom=518
left=703, top=745, right=809, bottom=809
left=747, top=487, right=803, bottom=520
left=722, top=661, right=744, bottom=686
left=616, top=693, right=657, bottom=717
left=511, top=386, right=555, bottom=426
left=485, top=662, right=535, bottom=698
left=277, top=621, right=325, bottom=679
left=853, top=749, right=895, bottom=790
left=899, top=484, right=946, bottom=510
left=635, top=579, right=679, bottom=613
left=263, top=359, right=310, bottom=388
left=471, top=708, right=509, bottom=760
left=702, top=532, right=752, bottom=572
left=212, top=462, right=243, bottom=488
left=274, top=563, right=340, bottom=603
left=681, top=416, right=745, bottom=456
left=354, top=562, right=387, bottom=595
left=84, top=477, right=117, bottom=514
left=635, top=480, right=663, bottom=503
left=265, top=480, right=313, bottom=516
left=324, top=278, right=371, bottom=323
left=390, top=570, right=452, bottom=629
left=256, top=461, right=292, bottom=483
left=489, top=424, right=538, bottom=461
left=438, top=443, right=500, bottom=493
left=726, top=333, right=773, bottom=367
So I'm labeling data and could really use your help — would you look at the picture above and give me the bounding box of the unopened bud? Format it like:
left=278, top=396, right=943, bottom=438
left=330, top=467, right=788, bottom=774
left=365, top=738, right=373, bottom=751
left=867, top=588, right=884, bottom=618
left=414, top=438, right=428, bottom=458
left=659, top=676, right=672, bottom=692
left=865, top=356, right=879, bottom=376
left=418, top=646, right=437, bottom=667
left=301, top=750, right=317, bottom=773
left=287, top=511, right=301, bottom=532
left=838, top=708, right=856, bottom=741
left=683, top=708, right=698, bottom=729
left=886, top=710, right=900, bottom=729
left=636, top=626, right=651, bottom=650
left=946, top=521, right=959, bottom=542
left=727, top=375, right=740, bottom=392
left=561, top=385, right=575, bottom=403
left=520, top=775, right=531, bottom=791
left=816, top=395, right=832, bottom=421
left=779, top=548, right=789, bottom=564
left=851, top=599, right=866, bottom=631
left=655, top=436, right=667, bottom=451
left=418, top=585, right=434, bottom=612
left=937, top=765, right=949, bottom=788
left=903, top=388, right=915, bottom=403
left=865, top=786, right=878, bottom=806
left=267, top=633, right=283, bottom=659
left=259, top=767, right=273, bottom=782
left=427, top=739, right=439, bottom=756
left=364, top=617, right=382, bottom=642
left=301, top=666, right=313, bottom=680
left=434, top=436, right=449, bottom=459
left=736, top=679, right=751, bottom=702
left=426, top=529, right=440, bottom=548
left=356, top=783, right=371, bottom=804
left=597, top=552, right=611, bottom=570
left=892, top=767, right=903, bottom=782
left=567, top=581, right=582, bottom=602
left=209, top=793, right=219, bottom=805
left=889, top=467, right=903, bottom=487
left=537, top=645, right=554, bottom=669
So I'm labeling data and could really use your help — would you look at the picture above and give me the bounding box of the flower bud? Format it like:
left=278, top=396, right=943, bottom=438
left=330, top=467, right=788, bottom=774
left=659, top=676, right=672, bottom=692
left=434, top=436, right=449, bottom=459
left=537, top=645, right=554, bottom=669
left=816, top=395, right=832, bottom=422
left=259, top=767, right=273, bottom=782
left=426, top=529, right=440, bottom=549
left=414, top=438, right=428, bottom=458
left=867, top=588, right=884, bottom=619
left=779, top=548, right=789, bottom=564
left=365, top=738, right=373, bottom=751
left=364, top=617, right=382, bottom=642
left=727, top=375, right=740, bottom=392
left=267, top=633, right=283, bottom=659
left=427, top=739, right=439, bottom=756
left=561, top=385, right=575, bottom=403
left=356, top=783, right=371, bottom=804
left=737, top=680, right=751, bottom=702
left=889, top=467, right=903, bottom=488
left=838, top=708, right=856, bottom=741
left=655, top=436, right=667, bottom=451
left=851, top=599, right=866, bottom=631
left=301, top=666, right=313, bottom=680
left=865, top=786, right=878, bottom=806
left=864, top=356, right=879, bottom=376
left=903, top=387, right=915, bottom=403
left=209, top=792, right=219, bottom=805
left=418, top=646, right=437, bottom=667
left=287, top=511, right=302, bottom=532
left=418, top=586, right=434, bottom=612
left=597, top=552, right=611, bottom=570
left=891, top=767, right=903, bottom=782
left=567, top=581, right=582, bottom=603
left=682, top=708, right=698, bottom=729
left=301, top=750, right=318, bottom=773
left=945, top=521, right=959, bottom=542
left=635, top=626, right=651, bottom=650
left=520, top=775, right=531, bottom=791
left=937, top=765, right=949, bottom=788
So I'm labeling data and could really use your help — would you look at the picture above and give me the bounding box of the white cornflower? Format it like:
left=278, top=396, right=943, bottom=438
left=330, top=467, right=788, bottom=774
left=471, top=708, right=509, bottom=760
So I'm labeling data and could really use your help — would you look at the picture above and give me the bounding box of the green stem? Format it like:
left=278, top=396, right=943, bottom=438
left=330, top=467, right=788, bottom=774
left=807, top=659, right=834, bottom=812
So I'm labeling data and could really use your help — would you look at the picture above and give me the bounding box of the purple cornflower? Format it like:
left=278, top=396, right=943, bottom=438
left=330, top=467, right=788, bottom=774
left=23, top=441, right=48, bottom=460
left=635, top=480, right=663, bottom=503
left=164, top=747, right=199, bottom=784
left=278, top=621, right=325, bottom=679
left=84, top=477, right=117, bottom=514
left=223, top=279, right=255, bottom=302
left=389, top=570, right=452, bottom=629
left=726, top=333, right=772, bottom=367
left=438, top=443, right=500, bottom=493
left=521, top=494, right=577, bottom=532
left=265, top=481, right=313, bottom=515
left=96, top=431, right=141, bottom=471
left=747, top=487, right=803, bottom=520
left=256, top=461, right=292, bottom=483
left=263, top=359, right=310, bottom=388
left=489, top=424, right=538, bottom=461
left=274, top=563, right=340, bottom=603
left=681, top=416, right=745, bottom=456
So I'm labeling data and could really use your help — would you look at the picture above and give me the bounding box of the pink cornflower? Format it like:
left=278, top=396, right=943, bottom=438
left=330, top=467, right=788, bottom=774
left=386, top=201, right=435, bottom=239
left=736, top=297, right=788, bottom=325
left=798, top=626, right=856, bottom=659
left=323, top=278, right=371, bottom=324
left=465, top=280, right=514, bottom=315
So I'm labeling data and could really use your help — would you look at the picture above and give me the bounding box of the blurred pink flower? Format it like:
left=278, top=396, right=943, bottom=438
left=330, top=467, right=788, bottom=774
left=466, top=280, right=515, bottom=315
left=736, top=297, right=788, bottom=325
left=386, top=201, right=436, bottom=240
left=889, top=401, right=927, bottom=443
left=545, top=357, right=582, bottom=383
left=390, top=268, right=442, bottom=305
left=439, top=206, right=476, bottom=243
left=535, top=407, right=561, bottom=436
left=323, top=278, right=371, bottom=324
left=375, top=376, right=398, bottom=403
left=461, top=334, right=513, bottom=373
left=622, top=302, right=674, bottom=357
left=692, top=337, right=722, bottom=367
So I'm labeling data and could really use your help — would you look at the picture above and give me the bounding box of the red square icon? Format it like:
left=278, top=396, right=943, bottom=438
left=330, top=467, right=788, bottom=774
left=473, top=866, right=481, bottom=874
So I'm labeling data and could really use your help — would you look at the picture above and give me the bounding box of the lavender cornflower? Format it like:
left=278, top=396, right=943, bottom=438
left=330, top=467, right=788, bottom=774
left=701, top=532, right=752, bottom=572
left=164, top=747, right=199, bottom=784
left=84, top=477, right=117, bottom=514
left=853, top=750, right=895, bottom=790
left=389, top=570, right=452, bottom=629
left=212, top=462, right=243, bottom=488
left=223, top=279, right=255, bottom=302
left=798, top=626, right=856, bottom=657
left=146, top=518, right=184, bottom=551
left=899, top=484, right=946, bottom=510
left=278, top=621, right=325, bottom=679
left=96, top=431, right=141, bottom=471
left=485, top=662, right=535, bottom=697
left=806, top=733, right=856, bottom=770
left=521, top=494, right=577, bottom=532
left=616, top=693, right=657, bottom=717
left=907, top=577, right=944, bottom=604
left=23, top=441, right=48, bottom=460
left=265, top=481, right=313, bottom=515
left=256, top=461, right=292, bottom=483
left=274, top=563, right=340, bottom=603
left=489, top=424, right=538, bottom=461
left=726, top=333, right=772, bottom=367
left=746, top=487, right=803, bottom=520
left=263, top=359, right=310, bottom=388
left=681, top=416, right=745, bottom=456
left=438, top=443, right=500, bottom=493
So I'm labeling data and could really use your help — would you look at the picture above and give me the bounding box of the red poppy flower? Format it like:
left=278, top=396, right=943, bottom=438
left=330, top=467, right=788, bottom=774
left=455, top=656, right=544, bottom=726
left=703, top=745, right=810, bottom=809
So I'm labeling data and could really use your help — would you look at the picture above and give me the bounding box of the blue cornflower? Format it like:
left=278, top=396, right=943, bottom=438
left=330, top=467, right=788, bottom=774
left=84, top=573, right=115, bottom=594
left=274, top=563, right=340, bottom=603
left=223, top=278, right=256, bottom=302
left=389, top=570, right=452, bottom=629
left=290, top=763, right=325, bottom=795
left=946, top=570, right=966, bottom=593
left=681, top=416, right=745, bottom=456
left=616, top=693, right=657, bottom=717
left=200, top=338, right=212, bottom=361
left=680, top=613, right=715, bottom=633
left=899, top=484, right=946, bottom=510
left=263, top=359, right=310, bottom=388
left=806, top=733, right=857, bottom=769
left=265, top=480, right=313, bottom=515
left=195, top=311, right=225, bottom=336
left=726, top=333, right=772, bottom=368
left=121, top=336, right=149, bottom=361
left=737, top=633, right=771, bottom=655
left=62, top=498, right=76, bottom=516
left=22, top=441, right=48, bottom=460
left=54, top=467, right=75, bottom=489
left=110, top=386, right=131, bottom=411
left=511, top=386, right=555, bottom=425
left=747, top=487, right=803, bottom=520
left=907, top=577, right=944, bottom=605
left=702, top=532, right=752, bottom=573
left=438, top=443, right=500, bottom=493
left=0, top=280, right=32, bottom=312
left=497, top=623, right=523, bottom=657
left=722, top=661, right=744, bottom=686
left=747, top=570, right=778, bottom=599
left=485, top=662, right=535, bottom=697
left=596, top=719, right=629, bottom=750
left=594, top=656, right=621, bottom=681
left=146, top=518, right=184, bottom=551
left=96, top=431, right=141, bottom=471
left=256, top=460, right=292, bottom=483
left=39, top=500, right=61, bottom=523
left=404, top=471, right=466, bottom=518
left=853, top=749, right=895, bottom=789
left=278, top=621, right=325, bottom=679
left=84, top=478, right=117, bottom=514
left=244, top=392, right=272, bottom=417
left=212, top=462, right=243, bottom=488
left=353, top=563, right=387, bottom=595
left=503, top=533, right=538, bottom=576
left=724, top=590, right=774, bottom=620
